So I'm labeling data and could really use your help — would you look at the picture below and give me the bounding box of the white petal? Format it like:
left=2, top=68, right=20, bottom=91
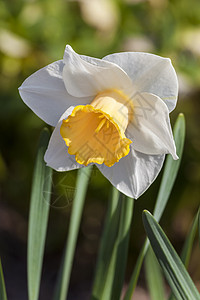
left=62, top=45, right=132, bottom=98
left=19, top=60, right=92, bottom=126
left=97, top=147, right=165, bottom=199
left=126, top=92, right=178, bottom=159
left=44, top=107, right=83, bottom=171
left=103, top=52, right=178, bottom=112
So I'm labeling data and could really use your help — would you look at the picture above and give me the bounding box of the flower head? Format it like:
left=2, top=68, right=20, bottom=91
left=19, top=45, right=178, bottom=199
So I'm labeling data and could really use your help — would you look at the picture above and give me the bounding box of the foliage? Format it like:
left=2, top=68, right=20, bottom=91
left=0, top=0, right=200, bottom=298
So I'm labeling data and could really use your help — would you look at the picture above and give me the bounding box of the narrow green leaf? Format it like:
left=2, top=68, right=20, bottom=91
left=145, top=247, right=166, bottom=300
left=153, top=113, right=185, bottom=221
left=124, top=113, right=186, bottom=300
left=91, top=187, right=121, bottom=300
left=143, top=210, right=200, bottom=300
left=198, top=209, right=200, bottom=245
left=101, top=196, right=134, bottom=300
left=28, top=128, right=52, bottom=300
left=0, top=259, right=7, bottom=300
left=54, top=166, right=92, bottom=300
left=123, top=242, right=148, bottom=300
left=168, top=207, right=199, bottom=300
left=181, top=207, right=199, bottom=268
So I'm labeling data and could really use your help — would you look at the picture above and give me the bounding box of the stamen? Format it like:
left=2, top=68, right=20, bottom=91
left=95, top=117, right=106, bottom=133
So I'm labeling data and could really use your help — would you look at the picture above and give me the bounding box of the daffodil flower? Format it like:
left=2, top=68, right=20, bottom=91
left=19, top=45, right=178, bottom=199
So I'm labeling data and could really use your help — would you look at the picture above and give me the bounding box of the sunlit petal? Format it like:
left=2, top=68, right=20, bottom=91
left=103, top=52, right=178, bottom=112
left=19, top=60, right=92, bottom=126
left=62, top=45, right=132, bottom=98
left=127, top=92, right=178, bottom=159
left=97, top=147, right=165, bottom=199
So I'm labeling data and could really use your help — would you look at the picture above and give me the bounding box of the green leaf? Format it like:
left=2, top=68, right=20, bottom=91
left=124, top=113, right=186, bottom=300
left=101, top=196, right=134, bottom=300
left=168, top=207, right=199, bottom=300
left=145, top=247, right=166, bottom=300
left=181, top=207, right=199, bottom=268
left=91, top=187, right=121, bottom=300
left=123, top=242, right=148, bottom=300
left=198, top=209, right=200, bottom=245
left=0, top=259, right=7, bottom=300
left=27, top=128, right=52, bottom=300
left=54, top=166, right=92, bottom=300
left=143, top=210, right=200, bottom=300
left=153, top=113, right=185, bottom=221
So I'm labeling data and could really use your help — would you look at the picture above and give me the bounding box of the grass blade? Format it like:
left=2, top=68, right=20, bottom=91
left=168, top=207, right=199, bottom=300
left=181, top=207, right=199, bottom=268
left=145, top=247, right=166, bottom=300
left=123, top=242, right=148, bottom=300
left=143, top=210, right=200, bottom=300
left=54, top=166, right=92, bottom=300
left=198, top=209, right=200, bottom=245
left=27, top=128, right=52, bottom=300
left=91, top=187, right=121, bottom=300
left=0, top=259, right=7, bottom=300
left=124, top=113, right=186, bottom=300
left=153, top=113, right=185, bottom=221
left=101, top=196, right=134, bottom=300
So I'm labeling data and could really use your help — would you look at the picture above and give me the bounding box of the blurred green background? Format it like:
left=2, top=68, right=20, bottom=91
left=0, top=0, right=200, bottom=299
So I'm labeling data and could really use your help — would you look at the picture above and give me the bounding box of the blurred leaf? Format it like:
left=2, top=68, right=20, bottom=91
left=101, top=196, right=134, bottom=300
left=143, top=210, right=200, bottom=300
left=181, top=207, right=200, bottom=268
left=0, top=259, right=7, bottom=300
left=145, top=247, right=166, bottom=300
left=169, top=207, right=200, bottom=300
left=27, top=128, right=52, bottom=300
left=54, top=166, right=92, bottom=300
left=198, top=209, right=200, bottom=245
left=124, top=113, right=186, bottom=300
left=91, top=187, right=121, bottom=300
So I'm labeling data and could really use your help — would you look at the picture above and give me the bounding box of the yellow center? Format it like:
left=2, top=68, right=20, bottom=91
left=60, top=89, right=133, bottom=167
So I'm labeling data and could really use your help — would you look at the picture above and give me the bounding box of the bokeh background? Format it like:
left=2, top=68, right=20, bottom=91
left=0, top=0, right=200, bottom=299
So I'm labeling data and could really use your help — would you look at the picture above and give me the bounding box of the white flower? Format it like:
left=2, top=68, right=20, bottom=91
left=19, top=45, right=178, bottom=199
